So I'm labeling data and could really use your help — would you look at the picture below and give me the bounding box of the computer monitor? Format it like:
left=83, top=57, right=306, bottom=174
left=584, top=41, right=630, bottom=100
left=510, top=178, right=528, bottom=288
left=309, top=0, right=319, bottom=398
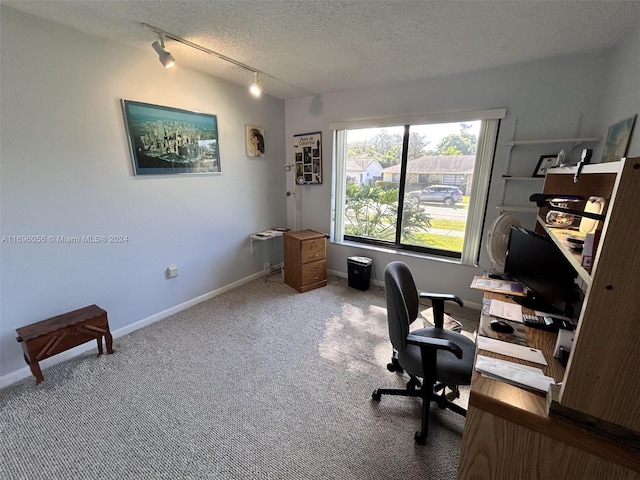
left=504, top=226, right=578, bottom=315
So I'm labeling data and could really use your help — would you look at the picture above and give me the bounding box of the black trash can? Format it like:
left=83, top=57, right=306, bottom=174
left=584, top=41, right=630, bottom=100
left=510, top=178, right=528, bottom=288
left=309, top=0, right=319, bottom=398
left=347, top=256, right=373, bottom=291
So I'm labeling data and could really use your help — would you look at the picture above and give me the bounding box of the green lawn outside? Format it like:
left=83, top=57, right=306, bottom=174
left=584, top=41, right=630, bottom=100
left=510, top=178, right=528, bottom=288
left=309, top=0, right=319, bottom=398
left=429, top=218, right=466, bottom=232
left=411, top=231, right=464, bottom=251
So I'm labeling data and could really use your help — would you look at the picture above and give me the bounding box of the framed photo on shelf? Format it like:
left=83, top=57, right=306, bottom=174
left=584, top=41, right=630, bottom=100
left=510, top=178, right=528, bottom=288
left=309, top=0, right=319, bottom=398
left=601, top=115, right=637, bottom=163
left=121, top=99, right=220, bottom=175
left=293, top=131, right=322, bottom=184
left=245, top=125, right=265, bottom=157
left=532, top=154, right=558, bottom=177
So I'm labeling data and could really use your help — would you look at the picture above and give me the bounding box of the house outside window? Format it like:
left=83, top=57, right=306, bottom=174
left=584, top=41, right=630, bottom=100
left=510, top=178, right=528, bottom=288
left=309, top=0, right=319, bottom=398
left=345, top=158, right=383, bottom=186
left=331, top=109, right=505, bottom=264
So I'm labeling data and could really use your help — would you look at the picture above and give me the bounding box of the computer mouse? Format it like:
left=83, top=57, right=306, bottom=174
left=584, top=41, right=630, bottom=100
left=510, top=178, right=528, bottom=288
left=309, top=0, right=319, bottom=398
left=490, top=319, right=514, bottom=334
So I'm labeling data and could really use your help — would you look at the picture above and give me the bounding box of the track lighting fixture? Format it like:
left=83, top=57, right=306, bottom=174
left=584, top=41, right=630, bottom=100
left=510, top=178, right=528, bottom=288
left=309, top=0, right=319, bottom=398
left=142, top=23, right=277, bottom=98
left=151, top=34, right=175, bottom=68
left=250, top=72, right=262, bottom=97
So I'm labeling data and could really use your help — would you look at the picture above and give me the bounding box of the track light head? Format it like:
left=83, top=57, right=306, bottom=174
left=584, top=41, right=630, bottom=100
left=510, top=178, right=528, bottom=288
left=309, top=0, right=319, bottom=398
left=250, top=72, right=262, bottom=97
left=151, top=38, right=175, bottom=69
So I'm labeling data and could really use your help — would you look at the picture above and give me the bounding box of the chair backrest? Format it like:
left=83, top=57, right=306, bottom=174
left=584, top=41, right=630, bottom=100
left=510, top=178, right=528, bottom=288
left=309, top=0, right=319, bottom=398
left=384, top=261, right=420, bottom=352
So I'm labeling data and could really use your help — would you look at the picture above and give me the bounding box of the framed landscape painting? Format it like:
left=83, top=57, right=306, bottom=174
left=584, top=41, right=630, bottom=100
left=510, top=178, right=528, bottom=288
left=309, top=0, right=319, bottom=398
left=122, top=100, right=221, bottom=175
left=601, top=115, right=637, bottom=163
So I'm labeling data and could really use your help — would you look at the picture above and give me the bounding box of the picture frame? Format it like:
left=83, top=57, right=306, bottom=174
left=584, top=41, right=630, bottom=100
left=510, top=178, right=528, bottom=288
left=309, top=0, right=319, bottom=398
left=601, top=114, right=637, bottom=163
left=121, top=99, right=221, bottom=175
left=532, top=154, right=558, bottom=177
left=293, top=131, right=322, bottom=184
left=245, top=125, right=265, bottom=157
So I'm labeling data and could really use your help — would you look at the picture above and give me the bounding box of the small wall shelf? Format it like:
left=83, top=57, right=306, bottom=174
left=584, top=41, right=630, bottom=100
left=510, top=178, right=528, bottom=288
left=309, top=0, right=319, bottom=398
left=502, top=176, right=544, bottom=181
left=504, top=137, right=599, bottom=147
left=498, top=116, right=599, bottom=221
left=496, top=205, right=538, bottom=212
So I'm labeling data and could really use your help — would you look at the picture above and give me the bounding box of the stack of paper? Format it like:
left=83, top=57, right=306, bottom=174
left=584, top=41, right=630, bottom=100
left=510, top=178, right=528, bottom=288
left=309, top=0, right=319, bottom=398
left=476, top=336, right=547, bottom=365
left=252, top=229, right=283, bottom=239
left=488, top=299, right=523, bottom=322
left=470, top=276, right=527, bottom=297
left=475, top=355, right=555, bottom=393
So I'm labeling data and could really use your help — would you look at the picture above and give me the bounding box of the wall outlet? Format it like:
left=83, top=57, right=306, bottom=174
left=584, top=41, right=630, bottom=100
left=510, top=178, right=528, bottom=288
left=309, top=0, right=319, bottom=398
left=263, top=262, right=270, bottom=271
left=166, top=265, right=178, bottom=278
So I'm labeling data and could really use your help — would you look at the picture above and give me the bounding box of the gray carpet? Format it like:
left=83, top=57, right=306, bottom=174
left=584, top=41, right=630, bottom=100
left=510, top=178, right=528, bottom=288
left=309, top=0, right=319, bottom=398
left=0, top=275, right=479, bottom=480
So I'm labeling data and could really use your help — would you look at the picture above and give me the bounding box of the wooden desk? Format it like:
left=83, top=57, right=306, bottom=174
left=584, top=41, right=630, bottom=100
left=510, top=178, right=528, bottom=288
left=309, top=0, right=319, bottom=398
left=457, top=293, right=640, bottom=480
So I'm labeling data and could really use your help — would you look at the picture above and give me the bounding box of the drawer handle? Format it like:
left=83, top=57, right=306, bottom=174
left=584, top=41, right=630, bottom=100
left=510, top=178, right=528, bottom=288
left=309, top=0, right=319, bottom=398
left=310, top=276, right=319, bottom=280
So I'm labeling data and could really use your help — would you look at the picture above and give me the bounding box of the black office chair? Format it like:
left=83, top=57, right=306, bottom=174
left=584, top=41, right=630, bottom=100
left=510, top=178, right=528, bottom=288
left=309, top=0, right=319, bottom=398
left=372, top=261, right=476, bottom=444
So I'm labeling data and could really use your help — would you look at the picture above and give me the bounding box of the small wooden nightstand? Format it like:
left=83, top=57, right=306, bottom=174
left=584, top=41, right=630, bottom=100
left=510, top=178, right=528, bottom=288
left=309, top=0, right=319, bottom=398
left=283, top=229, right=327, bottom=293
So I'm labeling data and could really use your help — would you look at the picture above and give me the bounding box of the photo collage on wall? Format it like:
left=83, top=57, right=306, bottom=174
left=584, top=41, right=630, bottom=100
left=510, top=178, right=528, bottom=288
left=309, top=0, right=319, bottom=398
left=293, top=131, right=322, bottom=184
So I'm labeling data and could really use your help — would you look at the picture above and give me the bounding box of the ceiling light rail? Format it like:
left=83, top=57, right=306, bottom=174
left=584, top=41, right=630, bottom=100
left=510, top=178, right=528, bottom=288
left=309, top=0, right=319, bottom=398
left=142, top=22, right=261, bottom=95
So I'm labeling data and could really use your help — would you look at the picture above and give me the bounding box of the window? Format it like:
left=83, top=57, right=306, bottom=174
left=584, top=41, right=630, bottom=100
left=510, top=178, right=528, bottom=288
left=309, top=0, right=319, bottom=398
left=331, top=109, right=505, bottom=265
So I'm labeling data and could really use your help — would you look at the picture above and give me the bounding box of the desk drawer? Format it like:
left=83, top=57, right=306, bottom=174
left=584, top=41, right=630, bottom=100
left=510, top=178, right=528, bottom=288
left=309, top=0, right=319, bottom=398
left=301, top=260, right=326, bottom=286
left=300, top=239, right=325, bottom=264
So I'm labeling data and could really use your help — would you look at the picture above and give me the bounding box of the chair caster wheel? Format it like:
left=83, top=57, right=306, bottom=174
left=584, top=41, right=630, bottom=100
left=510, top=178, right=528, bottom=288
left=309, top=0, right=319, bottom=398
left=446, top=386, right=460, bottom=402
left=407, top=377, right=421, bottom=391
left=414, top=432, right=426, bottom=445
left=387, top=358, right=403, bottom=373
left=372, top=390, right=382, bottom=401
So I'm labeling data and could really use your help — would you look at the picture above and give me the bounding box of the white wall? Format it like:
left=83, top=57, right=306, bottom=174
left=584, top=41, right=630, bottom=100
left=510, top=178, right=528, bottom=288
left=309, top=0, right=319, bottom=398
left=285, top=52, right=612, bottom=303
left=599, top=25, right=640, bottom=159
left=0, top=8, right=286, bottom=382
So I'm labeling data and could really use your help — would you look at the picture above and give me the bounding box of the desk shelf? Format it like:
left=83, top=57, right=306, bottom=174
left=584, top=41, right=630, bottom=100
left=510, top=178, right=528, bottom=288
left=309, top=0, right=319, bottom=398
left=536, top=219, right=591, bottom=286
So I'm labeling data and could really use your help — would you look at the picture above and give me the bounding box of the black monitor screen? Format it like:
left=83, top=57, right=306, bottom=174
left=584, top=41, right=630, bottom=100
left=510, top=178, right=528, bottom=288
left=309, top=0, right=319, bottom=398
left=504, top=226, right=577, bottom=315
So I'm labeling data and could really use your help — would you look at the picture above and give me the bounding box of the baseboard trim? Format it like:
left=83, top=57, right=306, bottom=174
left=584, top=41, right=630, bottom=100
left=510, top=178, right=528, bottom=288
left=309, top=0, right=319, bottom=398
left=0, top=270, right=265, bottom=389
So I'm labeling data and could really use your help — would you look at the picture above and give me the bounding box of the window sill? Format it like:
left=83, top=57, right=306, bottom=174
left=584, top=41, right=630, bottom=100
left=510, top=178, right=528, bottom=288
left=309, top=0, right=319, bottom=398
left=329, top=239, right=463, bottom=266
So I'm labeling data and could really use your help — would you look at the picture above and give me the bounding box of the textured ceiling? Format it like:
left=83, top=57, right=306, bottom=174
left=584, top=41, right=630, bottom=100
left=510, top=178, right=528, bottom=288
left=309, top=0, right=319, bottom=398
left=3, top=0, right=640, bottom=100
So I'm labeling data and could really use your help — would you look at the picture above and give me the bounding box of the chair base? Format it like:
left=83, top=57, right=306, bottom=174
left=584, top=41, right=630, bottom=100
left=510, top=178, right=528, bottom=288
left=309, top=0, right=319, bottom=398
left=372, top=378, right=466, bottom=444
left=386, top=352, right=404, bottom=373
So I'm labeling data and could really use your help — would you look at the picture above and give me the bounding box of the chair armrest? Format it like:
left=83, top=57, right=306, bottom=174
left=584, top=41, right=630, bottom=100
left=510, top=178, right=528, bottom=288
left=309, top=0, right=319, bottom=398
left=406, top=333, right=463, bottom=359
left=419, top=292, right=463, bottom=308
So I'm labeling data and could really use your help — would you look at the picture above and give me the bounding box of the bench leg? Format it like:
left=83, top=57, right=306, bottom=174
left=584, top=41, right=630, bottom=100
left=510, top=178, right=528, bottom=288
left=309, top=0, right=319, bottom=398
left=96, top=336, right=104, bottom=356
left=23, top=353, right=45, bottom=384
left=105, top=331, right=114, bottom=354
left=30, top=361, right=44, bottom=385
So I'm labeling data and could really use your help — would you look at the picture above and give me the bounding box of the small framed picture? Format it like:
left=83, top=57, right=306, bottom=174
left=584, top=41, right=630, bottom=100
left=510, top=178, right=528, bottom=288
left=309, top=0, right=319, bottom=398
left=245, top=125, right=265, bottom=157
left=533, top=154, right=558, bottom=177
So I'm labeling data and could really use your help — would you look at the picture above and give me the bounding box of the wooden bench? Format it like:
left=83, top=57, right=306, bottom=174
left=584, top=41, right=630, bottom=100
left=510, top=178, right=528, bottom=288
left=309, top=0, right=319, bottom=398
left=16, top=304, right=113, bottom=384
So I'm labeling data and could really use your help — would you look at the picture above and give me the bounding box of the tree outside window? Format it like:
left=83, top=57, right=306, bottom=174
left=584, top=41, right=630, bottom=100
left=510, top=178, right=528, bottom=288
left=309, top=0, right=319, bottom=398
left=342, top=122, right=481, bottom=257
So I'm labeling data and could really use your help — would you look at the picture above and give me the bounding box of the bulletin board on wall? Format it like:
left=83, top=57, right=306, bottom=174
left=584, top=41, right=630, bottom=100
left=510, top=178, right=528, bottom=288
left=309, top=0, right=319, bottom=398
left=293, top=131, right=322, bottom=184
